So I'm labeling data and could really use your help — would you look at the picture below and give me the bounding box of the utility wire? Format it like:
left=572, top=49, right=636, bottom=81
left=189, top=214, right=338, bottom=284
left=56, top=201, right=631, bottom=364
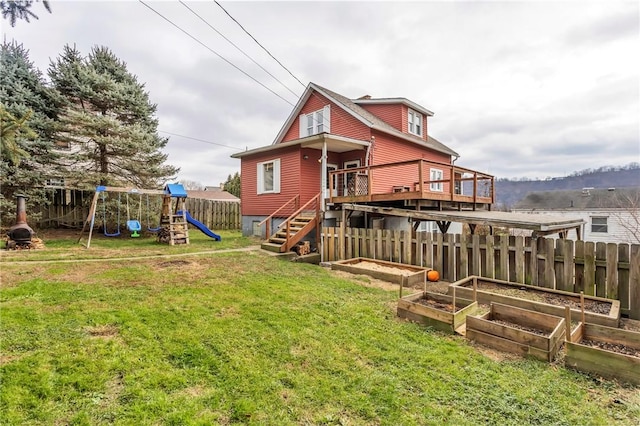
left=211, top=1, right=363, bottom=135
left=139, top=0, right=295, bottom=107
left=213, top=0, right=306, bottom=89
left=179, top=1, right=300, bottom=99
left=160, top=130, right=243, bottom=151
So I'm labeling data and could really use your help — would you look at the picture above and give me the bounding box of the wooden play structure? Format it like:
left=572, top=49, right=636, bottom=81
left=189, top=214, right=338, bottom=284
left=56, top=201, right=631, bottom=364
left=78, top=184, right=191, bottom=248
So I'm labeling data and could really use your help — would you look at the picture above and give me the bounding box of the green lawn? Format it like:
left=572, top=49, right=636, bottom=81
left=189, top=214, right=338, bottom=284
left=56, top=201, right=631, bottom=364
left=1, top=234, right=638, bottom=425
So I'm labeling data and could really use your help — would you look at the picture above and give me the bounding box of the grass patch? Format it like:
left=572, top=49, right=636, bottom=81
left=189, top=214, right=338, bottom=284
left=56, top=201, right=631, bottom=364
left=1, top=238, right=639, bottom=425
left=0, top=229, right=257, bottom=263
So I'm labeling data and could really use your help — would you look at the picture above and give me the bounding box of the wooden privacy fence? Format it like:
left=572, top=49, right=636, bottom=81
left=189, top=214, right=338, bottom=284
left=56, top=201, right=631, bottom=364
left=184, top=199, right=240, bottom=230
left=321, top=227, right=640, bottom=319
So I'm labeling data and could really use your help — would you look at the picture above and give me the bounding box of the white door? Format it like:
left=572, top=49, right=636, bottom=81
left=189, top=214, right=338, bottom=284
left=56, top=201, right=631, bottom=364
left=325, top=163, right=338, bottom=199
left=343, top=160, right=361, bottom=195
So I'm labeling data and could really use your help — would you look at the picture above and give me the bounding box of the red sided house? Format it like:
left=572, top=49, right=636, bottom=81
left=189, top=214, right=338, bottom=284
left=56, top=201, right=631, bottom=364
left=231, top=83, right=494, bottom=252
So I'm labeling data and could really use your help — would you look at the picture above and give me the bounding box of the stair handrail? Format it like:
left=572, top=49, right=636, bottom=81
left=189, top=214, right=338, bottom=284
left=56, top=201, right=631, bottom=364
left=277, top=192, right=320, bottom=231
left=278, top=192, right=321, bottom=252
left=259, top=194, right=299, bottom=238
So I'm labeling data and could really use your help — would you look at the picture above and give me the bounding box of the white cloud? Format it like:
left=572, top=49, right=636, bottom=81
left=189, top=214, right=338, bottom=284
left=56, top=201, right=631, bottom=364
left=3, top=0, right=638, bottom=185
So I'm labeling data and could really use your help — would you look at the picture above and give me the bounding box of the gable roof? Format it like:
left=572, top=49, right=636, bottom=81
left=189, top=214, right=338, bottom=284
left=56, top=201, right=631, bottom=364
left=352, top=97, right=434, bottom=117
left=272, top=82, right=459, bottom=158
left=513, top=187, right=640, bottom=210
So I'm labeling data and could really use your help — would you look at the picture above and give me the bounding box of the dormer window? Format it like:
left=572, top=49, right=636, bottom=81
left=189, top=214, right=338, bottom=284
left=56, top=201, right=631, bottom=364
left=408, top=109, right=422, bottom=137
left=299, top=105, right=331, bottom=138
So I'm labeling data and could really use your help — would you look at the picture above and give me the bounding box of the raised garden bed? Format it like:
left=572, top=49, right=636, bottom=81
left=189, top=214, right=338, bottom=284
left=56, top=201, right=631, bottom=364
left=566, top=322, right=640, bottom=385
left=449, top=276, right=620, bottom=327
left=331, top=257, right=430, bottom=287
left=397, top=291, right=478, bottom=334
left=466, top=303, right=566, bottom=362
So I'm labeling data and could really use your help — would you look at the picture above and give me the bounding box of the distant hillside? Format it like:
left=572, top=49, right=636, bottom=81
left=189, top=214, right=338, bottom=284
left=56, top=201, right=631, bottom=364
left=494, top=164, right=640, bottom=209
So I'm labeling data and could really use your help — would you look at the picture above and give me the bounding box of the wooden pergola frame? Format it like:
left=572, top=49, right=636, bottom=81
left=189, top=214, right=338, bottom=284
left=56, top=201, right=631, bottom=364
left=341, top=203, right=585, bottom=239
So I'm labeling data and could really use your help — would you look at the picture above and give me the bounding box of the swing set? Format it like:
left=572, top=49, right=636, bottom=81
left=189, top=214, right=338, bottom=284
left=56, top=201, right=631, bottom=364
left=100, top=191, right=160, bottom=238
left=79, top=185, right=172, bottom=248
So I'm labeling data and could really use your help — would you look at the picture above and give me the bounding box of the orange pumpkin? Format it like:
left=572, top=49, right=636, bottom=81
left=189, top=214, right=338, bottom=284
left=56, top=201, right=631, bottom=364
left=427, top=270, right=440, bottom=282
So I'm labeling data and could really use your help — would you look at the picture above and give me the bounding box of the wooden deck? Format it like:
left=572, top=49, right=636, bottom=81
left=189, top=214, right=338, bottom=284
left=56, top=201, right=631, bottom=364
left=328, top=159, right=494, bottom=208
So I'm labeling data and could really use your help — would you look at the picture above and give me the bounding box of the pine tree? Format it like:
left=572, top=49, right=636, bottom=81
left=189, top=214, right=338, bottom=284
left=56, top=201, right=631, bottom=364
left=1, top=0, right=51, bottom=27
left=49, top=45, right=179, bottom=188
left=223, top=172, right=241, bottom=197
left=0, top=41, right=60, bottom=227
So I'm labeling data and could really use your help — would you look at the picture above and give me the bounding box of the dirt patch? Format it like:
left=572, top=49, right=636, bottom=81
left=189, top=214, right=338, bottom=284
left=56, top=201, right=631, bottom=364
left=85, top=324, right=119, bottom=339
left=159, top=260, right=192, bottom=268
left=330, top=269, right=399, bottom=291
left=0, top=354, right=21, bottom=366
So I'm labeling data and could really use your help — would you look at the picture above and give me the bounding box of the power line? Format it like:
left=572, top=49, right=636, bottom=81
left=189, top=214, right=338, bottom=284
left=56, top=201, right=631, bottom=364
left=179, top=0, right=300, bottom=99
left=138, top=0, right=296, bottom=107
left=160, top=130, right=243, bottom=151
left=213, top=0, right=306, bottom=89
left=210, top=2, right=363, bottom=136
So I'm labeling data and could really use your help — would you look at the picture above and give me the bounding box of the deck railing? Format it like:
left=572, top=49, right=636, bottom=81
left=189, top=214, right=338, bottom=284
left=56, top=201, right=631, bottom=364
left=328, top=159, right=494, bottom=205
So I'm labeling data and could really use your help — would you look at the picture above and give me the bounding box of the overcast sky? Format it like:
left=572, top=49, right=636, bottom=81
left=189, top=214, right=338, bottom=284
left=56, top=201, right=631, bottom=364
left=3, top=0, right=639, bottom=186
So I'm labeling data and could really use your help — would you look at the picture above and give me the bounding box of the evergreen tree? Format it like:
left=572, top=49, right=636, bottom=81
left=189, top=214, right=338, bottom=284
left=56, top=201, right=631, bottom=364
left=0, top=41, right=60, bottom=227
left=1, top=0, right=51, bottom=27
left=49, top=45, right=179, bottom=188
left=223, top=172, right=240, bottom=198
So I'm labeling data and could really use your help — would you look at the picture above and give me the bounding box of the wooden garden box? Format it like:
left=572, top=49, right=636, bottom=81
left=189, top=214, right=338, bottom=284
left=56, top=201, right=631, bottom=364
left=566, top=323, right=640, bottom=385
left=449, top=276, right=620, bottom=328
left=466, top=303, right=566, bottom=362
left=331, top=257, right=429, bottom=286
left=397, top=291, right=478, bottom=334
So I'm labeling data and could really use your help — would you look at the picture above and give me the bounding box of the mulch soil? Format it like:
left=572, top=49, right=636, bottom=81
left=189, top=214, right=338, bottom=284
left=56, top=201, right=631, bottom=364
left=469, top=281, right=611, bottom=315
left=491, top=319, right=549, bottom=337
left=414, top=296, right=455, bottom=313
left=579, top=339, right=640, bottom=358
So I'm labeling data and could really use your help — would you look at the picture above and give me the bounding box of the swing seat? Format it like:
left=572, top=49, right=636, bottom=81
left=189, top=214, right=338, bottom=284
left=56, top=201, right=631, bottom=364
left=127, top=220, right=142, bottom=238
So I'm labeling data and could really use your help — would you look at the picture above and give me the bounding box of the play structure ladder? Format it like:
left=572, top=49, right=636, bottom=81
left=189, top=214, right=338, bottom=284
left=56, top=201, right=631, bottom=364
left=161, top=195, right=190, bottom=246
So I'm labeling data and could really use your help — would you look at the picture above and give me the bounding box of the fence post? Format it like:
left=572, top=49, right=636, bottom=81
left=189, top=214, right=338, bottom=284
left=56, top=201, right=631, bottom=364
left=629, top=244, right=640, bottom=320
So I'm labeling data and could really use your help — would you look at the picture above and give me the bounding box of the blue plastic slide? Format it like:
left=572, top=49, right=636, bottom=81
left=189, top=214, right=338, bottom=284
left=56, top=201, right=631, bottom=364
left=177, top=210, right=221, bottom=241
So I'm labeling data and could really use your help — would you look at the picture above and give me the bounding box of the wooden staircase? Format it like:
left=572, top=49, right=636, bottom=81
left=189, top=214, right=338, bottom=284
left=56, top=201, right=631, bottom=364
left=260, top=194, right=321, bottom=253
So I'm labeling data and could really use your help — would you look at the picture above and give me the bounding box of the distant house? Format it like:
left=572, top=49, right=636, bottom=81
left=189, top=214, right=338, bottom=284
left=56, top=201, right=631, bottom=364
left=512, top=187, right=640, bottom=244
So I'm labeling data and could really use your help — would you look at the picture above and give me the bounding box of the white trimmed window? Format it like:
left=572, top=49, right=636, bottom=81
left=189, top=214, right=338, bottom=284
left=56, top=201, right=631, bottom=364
left=257, top=159, right=280, bottom=194
left=591, top=216, right=608, bottom=233
left=408, top=109, right=423, bottom=137
left=430, top=168, right=443, bottom=192
left=299, top=105, right=331, bottom=137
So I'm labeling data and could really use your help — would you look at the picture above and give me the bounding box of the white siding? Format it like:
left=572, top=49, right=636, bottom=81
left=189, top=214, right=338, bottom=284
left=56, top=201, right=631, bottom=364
left=511, top=208, right=639, bottom=244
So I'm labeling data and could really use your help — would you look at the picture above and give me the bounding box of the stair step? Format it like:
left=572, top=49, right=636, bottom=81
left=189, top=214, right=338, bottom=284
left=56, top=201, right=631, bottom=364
left=269, top=237, right=286, bottom=244
left=276, top=231, right=298, bottom=237
left=261, top=242, right=283, bottom=252
left=290, top=222, right=310, bottom=227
